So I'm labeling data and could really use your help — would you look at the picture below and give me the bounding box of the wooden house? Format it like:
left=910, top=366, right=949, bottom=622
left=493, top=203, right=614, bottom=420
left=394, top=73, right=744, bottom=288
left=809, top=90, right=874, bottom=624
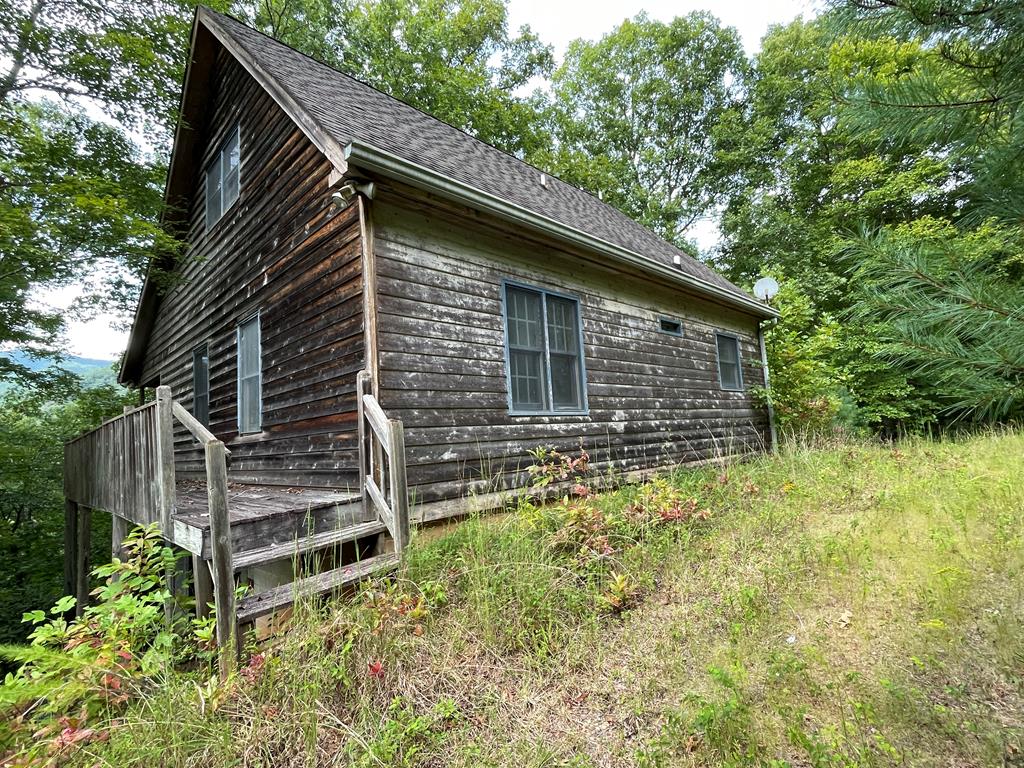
left=62, top=7, right=777, bottom=644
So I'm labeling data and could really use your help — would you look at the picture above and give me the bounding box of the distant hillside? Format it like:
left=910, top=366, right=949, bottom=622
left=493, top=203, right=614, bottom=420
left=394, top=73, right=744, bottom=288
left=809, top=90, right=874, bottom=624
left=0, top=350, right=120, bottom=390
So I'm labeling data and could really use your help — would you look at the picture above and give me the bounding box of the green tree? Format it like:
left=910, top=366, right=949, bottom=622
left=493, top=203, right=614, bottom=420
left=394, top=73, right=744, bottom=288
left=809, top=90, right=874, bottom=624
left=538, top=12, right=746, bottom=248
left=717, top=16, right=960, bottom=429
left=832, top=0, right=1024, bottom=423
left=0, top=383, right=133, bottom=643
left=0, top=0, right=202, bottom=385
left=238, top=0, right=555, bottom=156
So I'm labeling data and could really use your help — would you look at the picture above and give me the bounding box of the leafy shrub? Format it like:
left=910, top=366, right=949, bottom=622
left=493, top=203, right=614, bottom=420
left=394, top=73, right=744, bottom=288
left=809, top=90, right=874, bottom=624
left=0, top=525, right=212, bottom=765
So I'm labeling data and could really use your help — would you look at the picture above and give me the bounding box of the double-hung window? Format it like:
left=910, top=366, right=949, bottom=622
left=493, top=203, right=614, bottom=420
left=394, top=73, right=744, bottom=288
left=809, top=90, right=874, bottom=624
left=503, top=283, right=586, bottom=413
left=192, top=344, right=210, bottom=427
left=205, top=123, right=240, bottom=227
left=237, top=314, right=262, bottom=434
left=715, top=332, right=743, bottom=391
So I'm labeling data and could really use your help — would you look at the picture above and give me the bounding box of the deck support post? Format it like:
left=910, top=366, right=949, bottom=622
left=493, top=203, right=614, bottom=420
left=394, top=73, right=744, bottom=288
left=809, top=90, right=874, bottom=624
left=75, top=505, right=92, bottom=617
left=193, top=555, right=214, bottom=619
left=387, top=419, right=409, bottom=552
left=206, top=439, right=236, bottom=679
left=63, top=499, right=78, bottom=600
left=112, top=513, right=129, bottom=560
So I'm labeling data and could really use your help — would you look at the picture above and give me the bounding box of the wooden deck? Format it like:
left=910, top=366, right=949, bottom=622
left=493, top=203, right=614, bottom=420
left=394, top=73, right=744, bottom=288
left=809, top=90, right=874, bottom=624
left=64, top=381, right=410, bottom=678
left=171, top=482, right=367, bottom=559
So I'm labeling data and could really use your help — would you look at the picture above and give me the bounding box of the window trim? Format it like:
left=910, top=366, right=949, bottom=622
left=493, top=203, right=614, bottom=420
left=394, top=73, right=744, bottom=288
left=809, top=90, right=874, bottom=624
left=192, top=341, right=211, bottom=428
left=236, top=312, right=263, bottom=435
left=715, top=331, right=744, bottom=391
left=658, top=316, right=683, bottom=337
left=501, top=279, right=589, bottom=416
left=205, top=122, right=241, bottom=229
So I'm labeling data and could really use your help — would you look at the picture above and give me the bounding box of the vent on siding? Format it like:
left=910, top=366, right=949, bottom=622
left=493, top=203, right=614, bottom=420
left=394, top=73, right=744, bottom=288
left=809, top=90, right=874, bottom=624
left=659, top=317, right=683, bottom=336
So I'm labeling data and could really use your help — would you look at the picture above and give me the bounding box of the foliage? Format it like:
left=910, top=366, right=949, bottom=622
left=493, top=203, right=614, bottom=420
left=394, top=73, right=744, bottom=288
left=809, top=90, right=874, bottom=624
left=237, top=0, right=554, bottom=157
left=0, top=525, right=210, bottom=765
left=539, top=12, right=746, bottom=248
left=0, top=382, right=134, bottom=643
left=755, top=277, right=844, bottom=433
left=0, top=100, right=179, bottom=379
left=824, top=0, right=1024, bottom=426
left=847, top=226, right=1024, bottom=422
left=0, top=0, right=203, bottom=376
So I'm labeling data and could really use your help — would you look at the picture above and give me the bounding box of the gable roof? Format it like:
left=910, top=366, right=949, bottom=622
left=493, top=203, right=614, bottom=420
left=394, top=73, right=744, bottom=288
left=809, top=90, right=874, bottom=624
left=120, top=8, right=773, bottom=384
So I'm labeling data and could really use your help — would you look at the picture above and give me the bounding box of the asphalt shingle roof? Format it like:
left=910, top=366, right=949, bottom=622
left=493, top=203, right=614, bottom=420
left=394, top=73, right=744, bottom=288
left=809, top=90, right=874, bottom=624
left=207, top=9, right=753, bottom=304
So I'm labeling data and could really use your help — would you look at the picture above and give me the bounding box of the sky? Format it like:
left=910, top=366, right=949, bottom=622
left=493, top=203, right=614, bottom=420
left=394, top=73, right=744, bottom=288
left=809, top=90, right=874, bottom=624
left=58, top=0, right=815, bottom=361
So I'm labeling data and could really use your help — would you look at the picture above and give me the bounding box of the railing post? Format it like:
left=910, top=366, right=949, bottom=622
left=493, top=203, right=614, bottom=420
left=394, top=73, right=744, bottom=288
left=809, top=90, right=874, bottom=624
left=387, top=418, right=409, bottom=552
left=356, top=371, right=370, bottom=514
left=154, top=386, right=176, bottom=535
left=205, top=439, right=236, bottom=679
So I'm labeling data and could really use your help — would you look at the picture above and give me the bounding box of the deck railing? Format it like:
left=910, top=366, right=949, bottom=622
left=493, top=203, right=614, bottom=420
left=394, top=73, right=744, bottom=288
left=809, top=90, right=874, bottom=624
left=64, top=386, right=237, bottom=678
left=65, top=377, right=410, bottom=679
left=356, top=371, right=410, bottom=552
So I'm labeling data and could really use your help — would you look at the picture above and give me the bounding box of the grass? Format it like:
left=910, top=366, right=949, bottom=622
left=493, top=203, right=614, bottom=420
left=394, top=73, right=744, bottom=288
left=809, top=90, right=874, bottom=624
left=76, top=430, right=1024, bottom=766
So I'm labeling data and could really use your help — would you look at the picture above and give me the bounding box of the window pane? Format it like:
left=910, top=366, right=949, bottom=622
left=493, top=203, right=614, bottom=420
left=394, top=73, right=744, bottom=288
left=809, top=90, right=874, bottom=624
left=716, top=335, right=742, bottom=389
left=238, top=317, right=261, bottom=432
left=550, top=353, right=581, bottom=410
left=192, top=345, right=210, bottom=426
left=509, top=349, right=544, bottom=410
left=223, top=128, right=240, bottom=207
left=205, top=155, right=222, bottom=225
left=239, top=377, right=260, bottom=433
left=546, top=296, right=578, bottom=354
left=506, top=287, right=542, bottom=350
left=717, top=335, right=739, bottom=365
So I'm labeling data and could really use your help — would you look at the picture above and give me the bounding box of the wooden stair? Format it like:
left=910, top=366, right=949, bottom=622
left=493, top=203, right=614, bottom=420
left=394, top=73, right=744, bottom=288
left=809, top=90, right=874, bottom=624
left=231, top=519, right=386, bottom=569
left=237, top=551, right=400, bottom=624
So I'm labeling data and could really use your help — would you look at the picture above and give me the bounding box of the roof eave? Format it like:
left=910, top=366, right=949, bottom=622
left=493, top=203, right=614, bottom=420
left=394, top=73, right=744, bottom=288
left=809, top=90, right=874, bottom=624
left=343, top=141, right=778, bottom=320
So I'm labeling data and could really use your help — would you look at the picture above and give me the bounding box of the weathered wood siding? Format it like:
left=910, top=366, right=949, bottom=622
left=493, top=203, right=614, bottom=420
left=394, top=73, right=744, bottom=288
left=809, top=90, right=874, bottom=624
left=372, top=193, right=769, bottom=506
left=139, top=50, right=364, bottom=489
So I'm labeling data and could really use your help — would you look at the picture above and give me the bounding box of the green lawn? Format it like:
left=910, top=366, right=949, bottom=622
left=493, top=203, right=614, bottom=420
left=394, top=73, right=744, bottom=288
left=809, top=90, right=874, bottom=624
left=81, top=431, right=1024, bottom=766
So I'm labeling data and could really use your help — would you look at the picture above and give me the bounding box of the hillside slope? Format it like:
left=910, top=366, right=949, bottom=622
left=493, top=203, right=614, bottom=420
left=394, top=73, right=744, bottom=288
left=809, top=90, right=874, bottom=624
left=64, top=432, right=1024, bottom=765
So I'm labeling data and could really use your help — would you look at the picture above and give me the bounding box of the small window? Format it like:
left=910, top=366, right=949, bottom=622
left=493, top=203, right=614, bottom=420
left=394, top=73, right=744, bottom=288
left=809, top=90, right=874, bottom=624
left=192, top=344, right=210, bottom=427
left=205, top=123, right=240, bottom=227
left=503, top=283, right=587, bottom=413
left=237, top=315, right=262, bottom=434
left=716, top=333, right=743, bottom=391
left=659, top=317, right=683, bottom=336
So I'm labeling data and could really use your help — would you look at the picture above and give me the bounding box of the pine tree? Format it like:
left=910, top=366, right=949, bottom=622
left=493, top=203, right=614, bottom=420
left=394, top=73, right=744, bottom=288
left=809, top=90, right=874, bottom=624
left=834, top=0, right=1024, bottom=423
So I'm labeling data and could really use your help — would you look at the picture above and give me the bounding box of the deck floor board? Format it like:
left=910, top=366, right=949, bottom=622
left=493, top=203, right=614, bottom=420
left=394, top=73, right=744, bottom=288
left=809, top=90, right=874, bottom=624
left=173, top=482, right=362, bottom=531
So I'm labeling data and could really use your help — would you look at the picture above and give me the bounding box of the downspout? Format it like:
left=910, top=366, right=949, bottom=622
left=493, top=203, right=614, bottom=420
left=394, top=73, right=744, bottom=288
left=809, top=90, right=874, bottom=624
left=758, top=320, right=778, bottom=452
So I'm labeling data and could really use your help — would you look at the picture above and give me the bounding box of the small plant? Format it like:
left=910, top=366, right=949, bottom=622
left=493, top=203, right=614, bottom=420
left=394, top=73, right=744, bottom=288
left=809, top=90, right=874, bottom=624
left=599, top=571, right=638, bottom=613
left=526, top=444, right=591, bottom=492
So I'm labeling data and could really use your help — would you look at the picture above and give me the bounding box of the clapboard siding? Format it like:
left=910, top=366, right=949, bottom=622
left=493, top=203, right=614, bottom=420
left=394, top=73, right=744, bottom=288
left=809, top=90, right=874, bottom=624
left=372, top=195, right=769, bottom=504
left=139, top=50, right=364, bottom=488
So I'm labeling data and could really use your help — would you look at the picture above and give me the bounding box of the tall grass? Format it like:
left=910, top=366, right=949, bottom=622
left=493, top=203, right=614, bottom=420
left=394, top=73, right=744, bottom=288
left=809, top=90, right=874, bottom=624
left=68, top=430, right=1024, bottom=767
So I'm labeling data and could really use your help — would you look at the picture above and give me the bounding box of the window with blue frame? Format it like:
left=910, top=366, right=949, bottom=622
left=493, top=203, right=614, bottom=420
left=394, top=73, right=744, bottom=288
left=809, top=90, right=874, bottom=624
left=503, top=283, right=586, bottom=413
left=715, top=332, right=743, bottom=390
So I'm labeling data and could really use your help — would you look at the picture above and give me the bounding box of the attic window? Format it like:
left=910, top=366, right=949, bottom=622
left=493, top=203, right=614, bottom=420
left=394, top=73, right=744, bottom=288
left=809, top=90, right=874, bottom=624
left=659, top=317, right=683, bottom=336
left=206, top=123, right=240, bottom=227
